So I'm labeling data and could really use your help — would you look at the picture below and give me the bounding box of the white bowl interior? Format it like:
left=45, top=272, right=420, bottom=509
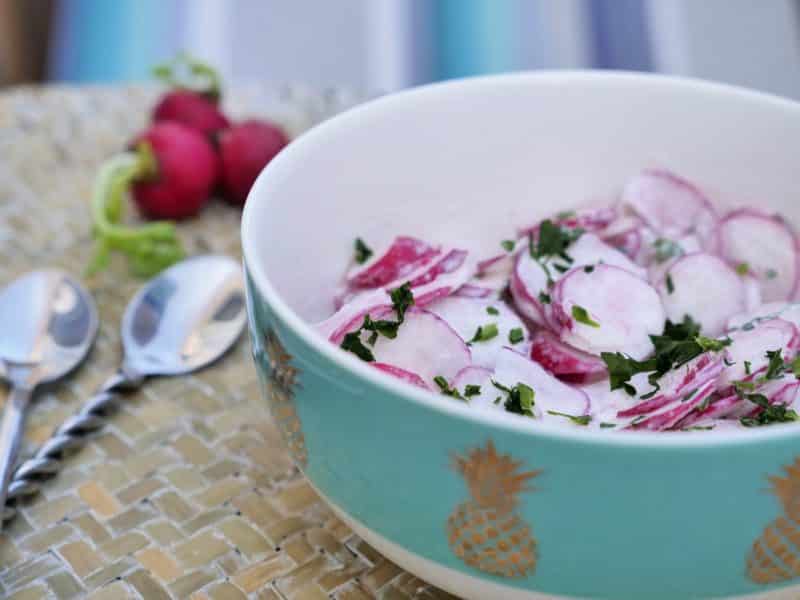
left=244, top=71, right=800, bottom=324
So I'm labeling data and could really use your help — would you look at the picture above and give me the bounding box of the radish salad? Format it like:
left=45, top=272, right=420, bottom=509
left=316, top=169, right=800, bottom=432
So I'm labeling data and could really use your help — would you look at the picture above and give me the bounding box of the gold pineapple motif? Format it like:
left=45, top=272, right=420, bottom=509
left=447, top=440, right=540, bottom=578
left=263, top=328, right=307, bottom=467
left=747, top=457, right=800, bottom=584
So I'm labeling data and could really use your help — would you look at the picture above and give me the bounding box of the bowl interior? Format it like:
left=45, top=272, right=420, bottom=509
left=244, top=71, right=800, bottom=324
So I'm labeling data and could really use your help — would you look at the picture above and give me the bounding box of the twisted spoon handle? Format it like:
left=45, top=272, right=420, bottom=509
left=1, top=367, right=144, bottom=522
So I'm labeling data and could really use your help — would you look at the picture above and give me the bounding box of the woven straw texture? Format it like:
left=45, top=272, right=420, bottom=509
left=0, top=85, right=456, bottom=600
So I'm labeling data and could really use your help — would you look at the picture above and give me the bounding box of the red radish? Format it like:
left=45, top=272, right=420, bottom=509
left=518, top=206, right=617, bottom=238
left=450, top=365, right=495, bottom=409
left=372, top=363, right=430, bottom=389
left=366, top=308, right=471, bottom=387
left=711, top=208, right=800, bottom=302
left=510, top=251, right=550, bottom=326
left=428, top=297, right=527, bottom=369
left=219, top=119, right=289, bottom=205
left=727, top=302, right=798, bottom=331
left=492, top=347, right=590, bottom=417
left=622, top=169, right=717, bottom=240
left=628, top=379, right=716, bottom=431
left=529, top=330, right=606, bottom=383
left=347, top=236, right=439, bottom=290
left=717, top=318, right=800, bottom=388
left=567, top=233, right=646, bottom=278
left=552, top=264, right=665, bottom=359
left=656, top=253, right=746, bottom=336
left=454, top=284, right=495, bottom=299
left=131, top=121, right=218, bottom=220
left=153, top=90, right=230, bottom=138
left=451, top=365, right=492, bottom=389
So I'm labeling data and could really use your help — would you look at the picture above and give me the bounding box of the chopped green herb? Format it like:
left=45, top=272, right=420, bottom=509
left=740, top=393, right=799, bottom=427
left=492, top=380, right=536, bottom=417
left=696, top=336, right=733, bottom=352
left=509, top=327, right=524, bottom=344
left=362, top=314, right=399, bottom=339
left=681, top=388, right=698, bottom=402
left=464, top=384, right=481, bottom=397
left=571, top=305, right=600, bottom=328
left=666, top=274, right=675, bottom=295
left=340, top=331, right=375, bottom=362
left=584, top=265, right=595, bottom=274
left=792, top=356, right=800, bottom=378
left=652, top=238, right=684, bottom=263
left=744, top=360, right=752, bottom=375
left=530, top=219, right=584, bottom=268
left=494, top=396, right=502, bottom=404
left=389, top=282, right=415, bottom=322
left=764, top=349, right=787, bottom=380
left=683, top=425, right=715, bottom=431
left=469, top=323, right=499, bottom=344
left=538, top=291, right=551, bottom=304
left=599, top=422, right=617, bottom=428
left=766, top=268, right=778, bottom=280
left=434, top=375, right=465, bottom=401
left=547, top=410, right=591, bottom=426
left=556, top=210, right=577, bottom=220
left=486, top=306, right=500, bottom=316
left=367, top=330, right=378, bottom=346
left=553, top=263, right=570, bottom=274
left=736, top=262, right=750, bottom=276
left=354, top=238, right=373, bottom=264
left=501, top=239, right=516, bottom=252
left=724, top=357, right=734, bottom=367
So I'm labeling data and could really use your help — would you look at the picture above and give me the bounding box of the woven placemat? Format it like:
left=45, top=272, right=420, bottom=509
left=0, top=84, right=456, bottom=600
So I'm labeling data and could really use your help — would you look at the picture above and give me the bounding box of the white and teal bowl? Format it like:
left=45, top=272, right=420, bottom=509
left=241, top=72, right=800, bottom=599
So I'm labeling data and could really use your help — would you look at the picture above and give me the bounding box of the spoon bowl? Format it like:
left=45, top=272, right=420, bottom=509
left=120, top=255, right=246, bottom=376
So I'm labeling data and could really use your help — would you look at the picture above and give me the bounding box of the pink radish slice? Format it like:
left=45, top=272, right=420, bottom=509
left=566, top=233, right=646, bottom=278
left=711, top=208, right=799, bottom=302
left=656, top=253, right=746, bottom=336
left=367, top=307, right=471, bottom=387
left=316, top=289, right=392, bottom=342
left=372, top=363, right=429, bottom=390
left=552, top=264, right=665, bottom=359
left=493, top=347, right=590, bottom=417
left=740, top=380, right=800, bottom=420
left=727, top=302, right=800, bottom=331
left=628, top=380, right=716, bottom=431
left=743, top=276, right=763, bottom=313
left=347, top=236, right=439, bottom=289
left=678, top=393, right=743, bottom=427
left=621, top=169, right=717, bottom=240
left=518, top=207, right=618, bottom=238
left=408, top=249, right=467, bottom=286
left=510, top=251, right=550, bottom=326
left=428, top=297, right=527, bottom=369
left=617, top=353, right=724, bottom=418
left=450, top=365, right=496, bottom=410
left=452, top=365, right=493, bottom=388
left=529, top=330, right=606, bottom=383
left=604, top=228, right=641, bottom=259
left=454, top=284, right=496, bottom=299
left=717, top=318, right=800, bottom=388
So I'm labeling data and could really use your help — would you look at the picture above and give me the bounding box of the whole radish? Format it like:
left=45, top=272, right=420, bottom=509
left=153, top=90, right=229, bottom=138
left=219, top=119, right=289, bottom=205
left=131, top=121, right=219, bottom=220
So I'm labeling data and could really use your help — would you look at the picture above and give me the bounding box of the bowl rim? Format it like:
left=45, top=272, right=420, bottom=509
left=242, top=69, right=800, bottom=449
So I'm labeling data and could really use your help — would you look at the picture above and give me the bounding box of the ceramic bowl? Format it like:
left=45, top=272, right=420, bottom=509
left=241, top=71, right=800, bottom=599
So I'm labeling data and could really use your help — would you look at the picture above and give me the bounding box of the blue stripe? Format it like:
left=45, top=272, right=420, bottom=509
left=588, top=0, right=653, bottom=71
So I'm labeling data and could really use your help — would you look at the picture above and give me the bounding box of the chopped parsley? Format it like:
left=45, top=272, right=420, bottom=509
left=340, top=282, right=415, bottom=361
left=469, top=323, right=499, bottom=344
left=354, top=238, right=373, bottom=264
left=792, top=356, right=800, bottom=378
left=736, top=262, right=750, bottom=276
left=464, top=384, right=481, bottom=397
left=547, top=410, right=591, bottom=426
left=508, top=327, right=524, bottom=344
left=766, top=268, right=778, bottom=280
left=744, top=360, right=752, bottom=375
left=652, top=238, right=684, bottom=263
left=601, top=316, right=731, bottom=397
left=666, top=274, right=675, bottom=295
left=599, top=422, right=617, bottom=428
left=571, top=305, right=600, bottom=328
left=584, top=265, right=595, bottom=274
left=493, top=380, right=536, bottom=417
left=740, top=393, right=799, bottom=427
left=501, top=239, right=516, bottom=252
left=486, top=306, right=499, bottom=316
left=538, top=291, right=551, bottom=304
left=683, top=425, right=715, bottom=431
left=556, top=210, right=577, bottom=220
left=528, top=219, right=584, bottom=286
left=434, top=375, right=465, bottom=401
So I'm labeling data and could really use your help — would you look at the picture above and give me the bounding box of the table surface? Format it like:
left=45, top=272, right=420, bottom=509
left=0, top=84, right=456, bottom=600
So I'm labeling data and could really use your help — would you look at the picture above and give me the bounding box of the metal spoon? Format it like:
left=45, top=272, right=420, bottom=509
left=0, top=270, right=98, bottom=513
left=2, top=255, right=246, bottom=521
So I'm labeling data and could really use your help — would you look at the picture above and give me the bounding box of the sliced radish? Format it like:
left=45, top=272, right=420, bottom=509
left=317, top=288, right=392, bottom=342
left=656, top=252, right=746, bottom=336
left=454, top=284, right=496, bottom=299
left=428, top=297, right=527, bottom=369
left=552, top=264, right=665, bottom=359
left=711, top=209, right=799, bottom=302
left=743, top=276, right=763, bottom=313
left=510, top=251, right=550, bottom=326
left=372, top=363, right=430, bottom=390
left=452, top=365, right=493, bottom=388
left=367, top=307, right=471, bottom=387
left=347, top=236, right=439, bottom=289
left=529, top=329, right=606, bottom=383
left=449, top=366, right=496, bottom=410
left=717, top=318, right=800, bottom=388
left=621, top=169, right=717, bottom=240
left=628, top=380, right=716, bottom=431
left=727, top=302, right=800, bottom=331
left=519, top=206, right=617, bottom=238
left=492, top=347, right=590, bottom=417
left=567, top=233, right=646, bottom=278
left=408, top=248, right=468, bottom=286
